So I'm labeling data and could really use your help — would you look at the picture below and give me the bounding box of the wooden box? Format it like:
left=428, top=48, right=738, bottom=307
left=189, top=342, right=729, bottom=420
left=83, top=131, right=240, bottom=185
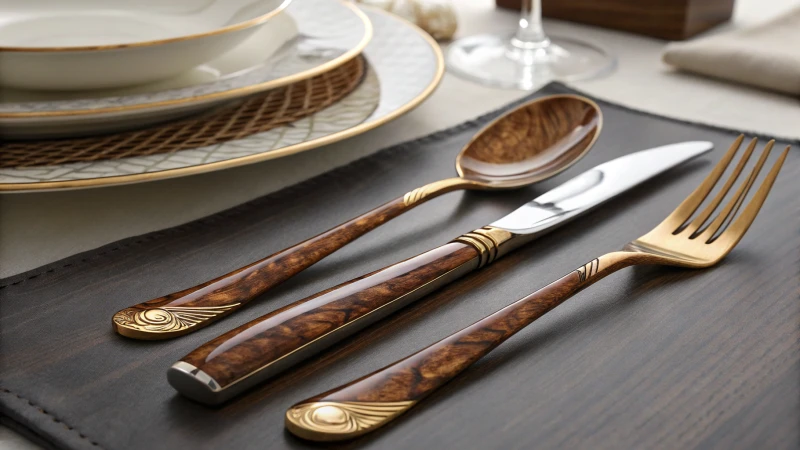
left=496, top=0, right=735, bottom=40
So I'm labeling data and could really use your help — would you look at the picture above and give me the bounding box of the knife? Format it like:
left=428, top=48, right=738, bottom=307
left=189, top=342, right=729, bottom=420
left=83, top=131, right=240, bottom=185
left=168, top=141, right=712, bottom=405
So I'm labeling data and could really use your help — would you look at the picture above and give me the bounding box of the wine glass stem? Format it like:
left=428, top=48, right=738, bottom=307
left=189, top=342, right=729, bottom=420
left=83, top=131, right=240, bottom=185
left=514, top=0, right=549, bottom=49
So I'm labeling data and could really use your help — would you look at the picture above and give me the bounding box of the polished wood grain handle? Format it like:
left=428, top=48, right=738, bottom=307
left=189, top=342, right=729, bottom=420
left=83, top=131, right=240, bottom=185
left=112, top=178, right=473, bottom=340
left=286, top=251, right=644, bottom=441
left=168, top=226, right=518, bottom=405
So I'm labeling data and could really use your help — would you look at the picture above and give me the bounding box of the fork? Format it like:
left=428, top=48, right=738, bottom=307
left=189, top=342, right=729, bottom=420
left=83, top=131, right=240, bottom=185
left=283, top=135, right=790, bottom=442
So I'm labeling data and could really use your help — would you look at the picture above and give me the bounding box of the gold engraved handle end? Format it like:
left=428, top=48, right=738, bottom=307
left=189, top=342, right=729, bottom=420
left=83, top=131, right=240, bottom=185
left=112, top=304, right=239, bottom=340
left=285, top=401, right=416, bottom=442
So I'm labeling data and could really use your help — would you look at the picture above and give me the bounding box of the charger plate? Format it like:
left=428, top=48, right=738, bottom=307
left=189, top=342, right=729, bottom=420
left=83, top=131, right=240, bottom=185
left=1, top=56, right=371, bottom=169
left=0, top=7, right=444, bottom=192
left=0, top=0, right=372, bottom=138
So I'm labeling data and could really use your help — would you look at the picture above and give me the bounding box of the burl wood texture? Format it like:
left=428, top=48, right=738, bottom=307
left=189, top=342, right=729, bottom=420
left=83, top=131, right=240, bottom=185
left=459, top=95, right=599, bottom=185
left=302, top=253, right=645, bottom=406
left=113, top=197, right=415, bottom=338
left=181, top=243, right=480, bottom=388
left=308, top=271, right=586, bottom=404
left=496, top=0, right=734, bottom=40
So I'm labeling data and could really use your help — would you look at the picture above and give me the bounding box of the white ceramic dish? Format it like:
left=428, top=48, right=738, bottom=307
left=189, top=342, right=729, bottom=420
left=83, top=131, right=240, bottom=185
left=0, top=0, right=291, bottom=90
left=0, top=0, right=371, bottom=138
left=0, top=6, right=444, bottom=192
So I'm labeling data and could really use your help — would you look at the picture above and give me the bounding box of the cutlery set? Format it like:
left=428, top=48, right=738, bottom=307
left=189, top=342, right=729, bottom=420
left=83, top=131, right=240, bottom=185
left=166, top=139, right=712, bottom=405
left=109, top=95, right=789, bottom=442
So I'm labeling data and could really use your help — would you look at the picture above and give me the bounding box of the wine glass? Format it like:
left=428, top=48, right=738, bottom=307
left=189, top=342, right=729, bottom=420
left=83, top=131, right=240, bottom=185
left=447, top=0, right=615, bottom=89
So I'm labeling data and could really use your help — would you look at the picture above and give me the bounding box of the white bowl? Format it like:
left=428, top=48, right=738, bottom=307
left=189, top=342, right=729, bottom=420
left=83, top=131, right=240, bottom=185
left=0, top=0, right=291, bottom=91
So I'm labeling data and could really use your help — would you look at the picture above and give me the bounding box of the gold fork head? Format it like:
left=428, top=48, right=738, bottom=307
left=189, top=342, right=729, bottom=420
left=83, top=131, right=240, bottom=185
left=628, top=135, right=790, bottom=268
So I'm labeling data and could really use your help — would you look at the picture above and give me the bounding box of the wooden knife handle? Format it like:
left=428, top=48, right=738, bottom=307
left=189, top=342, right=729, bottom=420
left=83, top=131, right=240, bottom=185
left=168, top=227, right=517, bottom=405
left=285, top=252, right=642, bottom=441
left=112, top=178, right=472, bottom=340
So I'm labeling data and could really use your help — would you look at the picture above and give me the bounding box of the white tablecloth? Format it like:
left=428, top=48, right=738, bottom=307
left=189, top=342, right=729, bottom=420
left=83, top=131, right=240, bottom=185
left=1, top=0, right=798, bottom=447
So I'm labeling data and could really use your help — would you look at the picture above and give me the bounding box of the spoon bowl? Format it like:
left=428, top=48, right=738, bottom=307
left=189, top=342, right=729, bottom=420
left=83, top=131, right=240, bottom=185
left=456, top=94, right=601, bottom=187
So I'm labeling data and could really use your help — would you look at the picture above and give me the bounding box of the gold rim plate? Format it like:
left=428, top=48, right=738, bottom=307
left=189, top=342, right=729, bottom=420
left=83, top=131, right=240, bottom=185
left=0, top=1, right=373, bottom=119
left=0, top=6, right=444, bottom=192
left=0, top=0, right=292, bottom=53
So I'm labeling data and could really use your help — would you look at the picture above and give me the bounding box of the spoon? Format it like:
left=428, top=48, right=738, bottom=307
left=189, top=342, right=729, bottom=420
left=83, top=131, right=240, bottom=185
left=112, top=94, right=601, bottom=340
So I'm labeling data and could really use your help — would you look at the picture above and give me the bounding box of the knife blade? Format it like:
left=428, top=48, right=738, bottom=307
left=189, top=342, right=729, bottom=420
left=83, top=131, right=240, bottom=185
left=168, top=140, right=712, bottom=405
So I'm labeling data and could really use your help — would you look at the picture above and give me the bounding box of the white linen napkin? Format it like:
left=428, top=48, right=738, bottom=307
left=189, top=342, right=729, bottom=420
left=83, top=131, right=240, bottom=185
left=662, top=7, right=800, bottom=95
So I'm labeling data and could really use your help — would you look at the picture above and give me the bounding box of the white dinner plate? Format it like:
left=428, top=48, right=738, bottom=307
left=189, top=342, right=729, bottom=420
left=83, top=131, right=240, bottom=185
left=0, top=6, right=444, bottom=192
left=0, top=0, right=372, bottom=139
left=0, top=0, right=291, bottom=90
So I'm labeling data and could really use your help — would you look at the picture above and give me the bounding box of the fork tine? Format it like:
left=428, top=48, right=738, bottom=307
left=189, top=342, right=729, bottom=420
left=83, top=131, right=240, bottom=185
left=697, top=140, right=774, bottom=242
left=713, top=146, right=789, bottom=249
left=683, top=137, right=757, bottom=235
left=668, top=134, right=744, bottom=231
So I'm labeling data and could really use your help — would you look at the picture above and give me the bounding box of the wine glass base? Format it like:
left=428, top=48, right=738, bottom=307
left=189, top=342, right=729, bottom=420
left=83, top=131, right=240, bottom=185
left=447, top=33, right=616, bottom=90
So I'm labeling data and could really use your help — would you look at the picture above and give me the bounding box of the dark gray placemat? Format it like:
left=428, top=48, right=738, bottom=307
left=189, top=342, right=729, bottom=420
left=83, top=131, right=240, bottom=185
left=2, top=83, right=798, bottom=450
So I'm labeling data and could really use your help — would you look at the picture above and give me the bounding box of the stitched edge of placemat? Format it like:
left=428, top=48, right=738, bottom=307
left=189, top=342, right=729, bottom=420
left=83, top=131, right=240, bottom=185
left=1, top=81, right=798, bottom=450
left=0, top=390, right=96, bottom=450
left=1, top=81, right=797, bottom=290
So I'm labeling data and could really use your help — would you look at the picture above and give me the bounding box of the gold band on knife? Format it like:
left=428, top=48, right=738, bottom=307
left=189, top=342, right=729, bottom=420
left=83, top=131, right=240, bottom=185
left=453, top=226, right=514, bottom=268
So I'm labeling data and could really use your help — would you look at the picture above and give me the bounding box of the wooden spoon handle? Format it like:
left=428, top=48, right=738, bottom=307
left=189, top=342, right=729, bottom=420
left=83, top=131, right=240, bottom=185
left=167, top=237, right=500, bottom=405
left=285, top=252, right=639, bottom=442
left=112, top=178, right=470, bottom=340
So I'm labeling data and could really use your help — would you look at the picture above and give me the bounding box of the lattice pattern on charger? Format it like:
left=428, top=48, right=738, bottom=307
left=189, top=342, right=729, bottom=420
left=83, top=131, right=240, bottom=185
left=1, top=56, right=366, bottom=168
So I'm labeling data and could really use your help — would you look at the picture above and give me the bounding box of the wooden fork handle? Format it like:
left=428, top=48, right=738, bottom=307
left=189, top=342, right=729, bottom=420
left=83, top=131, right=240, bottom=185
left=285, top=251, right=643, bottom=442
left=112, top=178, right=471, bottom=340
